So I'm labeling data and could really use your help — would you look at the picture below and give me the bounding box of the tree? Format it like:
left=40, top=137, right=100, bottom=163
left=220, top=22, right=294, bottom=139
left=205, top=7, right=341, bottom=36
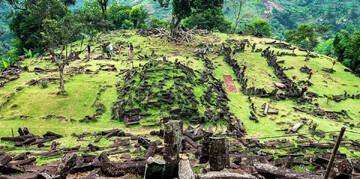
left=150, top=18, right=169, bottom=29
left=285, top=24, right=318, bottom=51
left=228, top=0, right=258, bottom=33
left=97, top=0, right=108, bottom=19
left=76, top=0, right=110, bottom=32
left=9, top=0, right=69, bottom=55
left=42, top=14, right=79, bottom=94
left=332, top=29, right=360, bottom=72
left=121, top=19, right=133, bottom=29
left=107, top=2, right=132, bottom=29
left=156, top=0, right=224, bottom=38
left=344, top=31, right=360, bottom=70
left=243, top=19, right=272, bottom=36
left=333, top=30, right=350, bottom=62
left=183, top=7, right=231, bottom=32
left=129, top=6, right=148, bottom=29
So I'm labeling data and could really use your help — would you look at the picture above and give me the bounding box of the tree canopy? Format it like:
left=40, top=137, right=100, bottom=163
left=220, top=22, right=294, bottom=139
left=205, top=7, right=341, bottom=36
left=285, top=24, right=319, bottom=51
left=243, top=19, right=272, bottom=36
left=129, top=6, right=148, bottom=29
left=156, top=0, right=226, bottom=36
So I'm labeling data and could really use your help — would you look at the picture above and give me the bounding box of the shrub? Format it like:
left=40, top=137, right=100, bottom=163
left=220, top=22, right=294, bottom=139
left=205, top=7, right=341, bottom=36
left=41, top=81, right=48, bottom=89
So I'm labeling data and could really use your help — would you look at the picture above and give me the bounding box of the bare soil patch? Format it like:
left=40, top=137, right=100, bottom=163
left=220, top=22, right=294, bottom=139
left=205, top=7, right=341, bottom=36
left=223, top=75, right=237, bottom=93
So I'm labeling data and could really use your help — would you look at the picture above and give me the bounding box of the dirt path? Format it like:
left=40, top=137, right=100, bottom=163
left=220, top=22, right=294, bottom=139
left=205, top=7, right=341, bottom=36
left=223, top=75, right=237, bottom=93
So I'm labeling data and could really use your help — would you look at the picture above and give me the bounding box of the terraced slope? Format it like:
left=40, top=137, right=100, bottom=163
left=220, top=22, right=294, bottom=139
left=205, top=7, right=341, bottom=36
left=0, top=30, right=359, bottom=172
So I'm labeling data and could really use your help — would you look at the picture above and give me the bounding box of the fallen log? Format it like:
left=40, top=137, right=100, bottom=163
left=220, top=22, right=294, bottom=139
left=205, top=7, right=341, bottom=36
left=0, top=155, right=12, bottom=166
left=268, top=109, right=279, bottom=115
left=8, top=158, right=36, bottom=166
left=15, top=137, right=36, bottom=147
left=29, top=138, right=55, bottom=146
left=1, top=135, right=34, bottom=142
left=43, top=131, right=63, bottom=139
left=104, top=129, right=121, bottom=139
left=94, top=135, right=102, bottom=143
left=198, top=171, right=256, bottom=179
left=254, top=163, right=320, bottom=179
left=24, top=165, right=56, bottom=173
left=33, top=150, right=61, bottom=158
left=101, top=161, right=146, bottom=177
left=306, top=119, right=313, bottom=125
left=2, top=172, right=38, bottom=179
left=184, top=136, right=198, bottom=148
left=55, top=153, right=78, bottom=177
left=263, top=103, right=269, bottom=115
left=0, top=164, right=25, bottom=174
left=291, top=123, right=303, bottom=132
left=145, top=142, right=157, bottom=159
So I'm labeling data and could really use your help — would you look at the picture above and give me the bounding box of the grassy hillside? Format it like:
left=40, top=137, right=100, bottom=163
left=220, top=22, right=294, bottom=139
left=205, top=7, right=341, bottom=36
left=0, top=30, right=359, bottom=165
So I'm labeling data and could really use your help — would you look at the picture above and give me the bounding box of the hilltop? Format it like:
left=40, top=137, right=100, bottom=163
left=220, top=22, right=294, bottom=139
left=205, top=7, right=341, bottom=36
left=0, top=30, right=359, bottom=178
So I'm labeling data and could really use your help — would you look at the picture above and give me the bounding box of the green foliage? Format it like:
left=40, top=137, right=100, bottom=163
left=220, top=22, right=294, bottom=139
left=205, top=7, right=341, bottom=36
left=149, top=18, right=169, bottom=29
left=285, top=24, right=319, bottom=51
left=107, top=3, right=132, bottom=30
left=270, top=0, right=360, bottom=38
left=129, top=5, right=148, bottom=28
left=156, top=0, right=226, bottom=35
left=75, top=0, right=110, bottom=32
left=9, top=0, right=70, bottom=55
left=183, top=7, right=232, bottom=32
left=1, top=57, right=10, bottom=68
left=335, top=30, right=360, bottom=72
left=41, top=81, right=48, bottom=89
left=23, top=48, right=39, bottom=58
left=0, top=48, right=19, bottom=69
left=121, top=19, right=133, bottom=29
left=243, top=19, right=272, bottom=36
left=291, top=165, right=316, bottom=172
left=333, top=30, right=350, bottom=62
left=314, top=39, right=333, bottom=56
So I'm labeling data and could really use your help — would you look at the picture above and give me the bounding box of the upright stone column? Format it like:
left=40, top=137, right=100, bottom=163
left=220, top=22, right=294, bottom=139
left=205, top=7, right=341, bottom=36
left=209, top=136, right=229, bottom=171
left=163, top=120, right=183, bottom=178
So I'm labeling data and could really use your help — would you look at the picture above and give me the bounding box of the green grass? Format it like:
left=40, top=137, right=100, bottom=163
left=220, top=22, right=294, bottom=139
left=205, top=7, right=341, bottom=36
left=291, top=165, right=316, bottom=172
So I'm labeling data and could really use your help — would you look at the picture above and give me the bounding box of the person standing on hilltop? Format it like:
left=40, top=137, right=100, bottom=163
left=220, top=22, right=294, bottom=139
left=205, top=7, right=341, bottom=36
left=109, top=42, right=113, bottom=58
left=87, top=44, right=91, bottom=60
left=127, top=44, right=131, bottom=58
left=118, top=44, right=122, bottom=57
left=130, top=43, right=134, bottom=57
left=106, top=43, right=110, bottom=58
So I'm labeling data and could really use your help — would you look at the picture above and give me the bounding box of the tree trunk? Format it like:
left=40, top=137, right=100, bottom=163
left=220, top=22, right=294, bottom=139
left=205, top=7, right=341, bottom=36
left=59, top=65, right=65, bottom=93
left=170, top=16, right=182, bottom=38
left=134, top=20, right=138, bottom=29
